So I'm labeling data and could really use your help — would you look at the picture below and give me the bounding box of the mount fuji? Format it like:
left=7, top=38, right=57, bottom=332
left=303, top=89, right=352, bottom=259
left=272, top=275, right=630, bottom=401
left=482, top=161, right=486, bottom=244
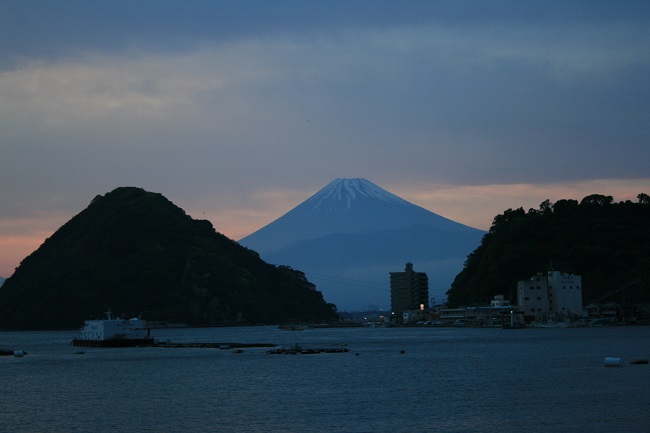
left=238, top=178, right=485, bottom=311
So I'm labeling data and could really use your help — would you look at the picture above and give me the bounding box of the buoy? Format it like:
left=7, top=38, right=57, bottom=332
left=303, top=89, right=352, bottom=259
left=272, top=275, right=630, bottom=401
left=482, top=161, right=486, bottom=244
left=604, top=357, right=622, bottom=367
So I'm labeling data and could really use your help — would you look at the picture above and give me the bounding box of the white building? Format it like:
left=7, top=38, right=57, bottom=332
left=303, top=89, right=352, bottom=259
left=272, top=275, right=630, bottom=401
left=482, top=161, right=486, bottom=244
left=491, top=294, right=509, bottom=307
left=517, top=270, right=582, bottom=321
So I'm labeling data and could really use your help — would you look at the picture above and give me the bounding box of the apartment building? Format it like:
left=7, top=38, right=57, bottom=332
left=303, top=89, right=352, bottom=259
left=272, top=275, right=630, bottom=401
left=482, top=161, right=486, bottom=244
left=390, top=262, right=429, bottom=316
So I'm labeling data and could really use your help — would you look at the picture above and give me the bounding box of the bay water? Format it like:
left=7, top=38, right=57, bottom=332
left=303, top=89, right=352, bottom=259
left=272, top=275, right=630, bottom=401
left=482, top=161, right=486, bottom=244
left=1, top=325, right=648, bottom=432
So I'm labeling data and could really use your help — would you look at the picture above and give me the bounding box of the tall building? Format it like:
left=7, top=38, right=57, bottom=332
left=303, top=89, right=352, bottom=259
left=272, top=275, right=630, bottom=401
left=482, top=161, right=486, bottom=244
left=390, top=262, right=429, bottom=315
left=517, top=270, right=582, bottom=321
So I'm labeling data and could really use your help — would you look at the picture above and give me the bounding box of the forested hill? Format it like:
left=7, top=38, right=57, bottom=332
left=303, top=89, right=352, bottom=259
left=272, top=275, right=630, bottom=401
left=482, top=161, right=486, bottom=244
left=0, top=187, right=337, bottom=329
left=446, top=194, right=650, bottom=307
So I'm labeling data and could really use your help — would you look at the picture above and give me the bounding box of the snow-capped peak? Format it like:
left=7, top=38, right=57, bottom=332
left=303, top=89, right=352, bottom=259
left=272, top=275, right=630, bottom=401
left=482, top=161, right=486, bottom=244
left=310, top=178, right=408, bottom=211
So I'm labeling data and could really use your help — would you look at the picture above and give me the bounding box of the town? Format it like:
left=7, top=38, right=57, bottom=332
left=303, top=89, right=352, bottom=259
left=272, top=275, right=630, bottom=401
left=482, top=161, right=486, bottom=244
left=356, top=262, right=649, bottom=328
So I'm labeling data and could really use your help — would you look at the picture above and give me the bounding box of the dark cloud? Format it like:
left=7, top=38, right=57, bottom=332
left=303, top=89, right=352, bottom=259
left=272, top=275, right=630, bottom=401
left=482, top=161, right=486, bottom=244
left=3, top=1, right=649, bottom=63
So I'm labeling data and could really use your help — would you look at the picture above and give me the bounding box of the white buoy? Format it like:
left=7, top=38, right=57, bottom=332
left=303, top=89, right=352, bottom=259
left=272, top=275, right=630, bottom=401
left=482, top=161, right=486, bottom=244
left=604, top=357, right=622, bottom=367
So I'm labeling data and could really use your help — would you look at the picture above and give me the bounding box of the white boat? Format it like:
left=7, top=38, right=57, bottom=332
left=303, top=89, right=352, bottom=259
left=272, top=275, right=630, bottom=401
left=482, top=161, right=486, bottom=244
left=71, top=309, right=154, bottom=347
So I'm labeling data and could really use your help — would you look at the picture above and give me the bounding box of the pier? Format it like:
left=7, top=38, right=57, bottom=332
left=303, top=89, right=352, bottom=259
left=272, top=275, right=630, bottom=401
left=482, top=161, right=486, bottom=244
left=152, top=342, right=276, bottom=349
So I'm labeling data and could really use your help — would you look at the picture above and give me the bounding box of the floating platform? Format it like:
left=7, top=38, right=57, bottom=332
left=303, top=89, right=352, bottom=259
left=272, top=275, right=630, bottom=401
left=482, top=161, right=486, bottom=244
left=1, top=349, right=26, bottom=357
left=604, top=357, right=622, bottom=367
left=267, top=346, right=349, bottom=355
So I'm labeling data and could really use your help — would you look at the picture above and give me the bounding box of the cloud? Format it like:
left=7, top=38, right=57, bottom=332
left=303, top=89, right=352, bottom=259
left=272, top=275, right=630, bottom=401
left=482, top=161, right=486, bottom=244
left=1, top=1, right=649, bottom=277
left=3, top=19, right=648, bottom=185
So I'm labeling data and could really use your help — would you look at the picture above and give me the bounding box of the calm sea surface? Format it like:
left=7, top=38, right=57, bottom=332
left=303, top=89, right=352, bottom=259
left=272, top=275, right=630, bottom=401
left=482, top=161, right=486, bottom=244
left=1, top=325, right=649, bottom=433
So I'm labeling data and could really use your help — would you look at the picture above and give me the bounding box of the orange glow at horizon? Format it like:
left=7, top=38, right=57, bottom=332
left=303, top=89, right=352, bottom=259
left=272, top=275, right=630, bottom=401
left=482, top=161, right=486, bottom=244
left=0, top=234, right=52, bottom=277
left=1, top=178, right=648, bottom=278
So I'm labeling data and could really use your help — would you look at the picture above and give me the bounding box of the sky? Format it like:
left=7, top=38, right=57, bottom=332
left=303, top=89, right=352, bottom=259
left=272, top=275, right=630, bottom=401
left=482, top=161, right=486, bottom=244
left=1, top=1, right=649, bottom=279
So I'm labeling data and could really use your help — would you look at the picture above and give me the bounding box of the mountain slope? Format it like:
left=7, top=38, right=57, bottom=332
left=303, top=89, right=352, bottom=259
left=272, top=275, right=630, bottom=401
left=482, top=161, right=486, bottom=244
left=239, top=178, right=485, bottom=310
left=0, top=187, right=337, bottom=329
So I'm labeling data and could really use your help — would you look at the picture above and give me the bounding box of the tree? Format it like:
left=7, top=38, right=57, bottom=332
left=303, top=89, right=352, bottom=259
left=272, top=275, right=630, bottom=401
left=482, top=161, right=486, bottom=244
left=539, top=199, right=553, bottom=214
left=580, top=194, right=613, bottom=206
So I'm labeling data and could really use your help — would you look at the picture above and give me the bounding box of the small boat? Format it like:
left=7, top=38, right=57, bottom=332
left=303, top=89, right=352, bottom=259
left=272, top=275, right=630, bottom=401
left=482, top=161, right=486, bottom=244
left=71, top=309, right=154, bottom=348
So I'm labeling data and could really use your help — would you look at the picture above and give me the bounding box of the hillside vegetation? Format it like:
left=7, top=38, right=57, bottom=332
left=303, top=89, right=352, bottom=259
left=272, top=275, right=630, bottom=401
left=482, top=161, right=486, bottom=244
left=0, top=187, right=337, bottom=329
left=447, top=194, right=650, bottom=307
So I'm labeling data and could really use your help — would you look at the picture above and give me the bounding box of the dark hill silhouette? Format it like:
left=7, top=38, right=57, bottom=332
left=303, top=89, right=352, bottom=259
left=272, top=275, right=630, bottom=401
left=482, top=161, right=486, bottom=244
left=0, top=187, right=336, bottom=329
left=447, top=194, right=650, bottom=307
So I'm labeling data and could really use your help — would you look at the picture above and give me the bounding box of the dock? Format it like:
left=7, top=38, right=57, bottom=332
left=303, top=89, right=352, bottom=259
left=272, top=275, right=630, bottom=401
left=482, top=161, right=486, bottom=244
left=152, top=342, right=276, bottom=349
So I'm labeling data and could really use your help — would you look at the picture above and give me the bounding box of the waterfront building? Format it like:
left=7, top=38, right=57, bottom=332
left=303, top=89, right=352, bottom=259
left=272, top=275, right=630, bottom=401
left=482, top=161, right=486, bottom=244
left=390, top=262, right=429, bottom=316
left=517, top=270, right=582, bottom=321
left=437, top=304, right=520, bottom=327
left=491, top=294, right=509, bottom=307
